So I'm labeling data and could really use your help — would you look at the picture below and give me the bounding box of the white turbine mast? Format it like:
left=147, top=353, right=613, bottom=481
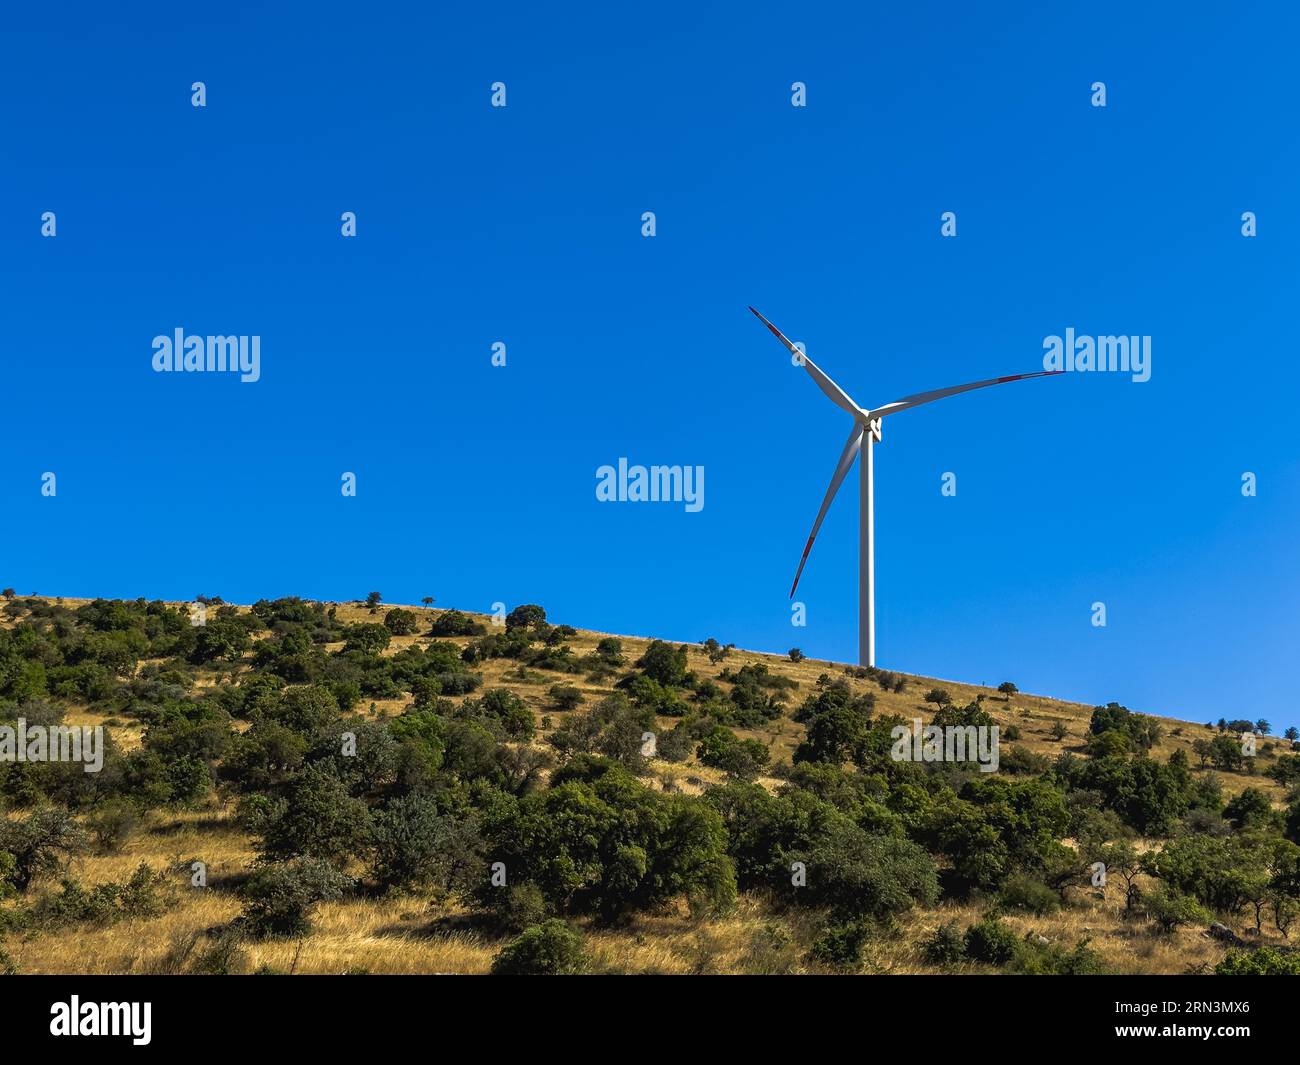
left=750, top=306, right=1061, bottom=667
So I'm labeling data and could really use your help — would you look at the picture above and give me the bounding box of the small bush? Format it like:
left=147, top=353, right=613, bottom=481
left=922, top=921, right=967, bottom=965
left=491, top=919, right=587, bottom=975
left=1012, top=935, right=1107, bottom=975
left=594, top=637, right=625, bottom=664
left=238, top=858, right=353, bottom=939
left=696, top=728, right=768, bottom=780
left=87, top=802, right=140, bottom=855
left=30, top=863, right=169, bottom=928
left=491, top=883, right=551, bottom=934
left=547, top=684, right=584, bottom=712
left=964, top=917, right=1019, bottom=965
left=429, top=610, right=486, bottom=637
left=999, top=874, right=1060, bottom=916
left=1216, top=948, right=1300, bottom=975
left=657, top=725, right=695, bottom=763
left=1145, top=887, right=1211, bottom=935
left=809, top=919, right=870, bottom=971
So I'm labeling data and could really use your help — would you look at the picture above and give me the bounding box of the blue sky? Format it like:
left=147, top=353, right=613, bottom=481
left=3, top=2, right=1297, bottom=731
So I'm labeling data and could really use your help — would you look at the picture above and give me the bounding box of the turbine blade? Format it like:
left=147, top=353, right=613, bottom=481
left=750, top=306, right=865, bottom=420
left=867, top=369, right=1063, bottom=420
left=790, top=422, right=865, bottom=597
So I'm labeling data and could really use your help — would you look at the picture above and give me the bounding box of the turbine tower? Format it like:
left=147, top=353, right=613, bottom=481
left=750, top=307, right=1062, bottom=667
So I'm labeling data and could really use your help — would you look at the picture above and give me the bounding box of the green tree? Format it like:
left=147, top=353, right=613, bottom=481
left=923, top=776, right=1071, bottom=893
left=636, top=640, right=688, bottom=687
left=259, top=765, right=374, bottom=865
left=1223, top=787, right=1275, bottom=831
left=701, top=637, right=733, bottom=664
left=343, top=623, right=391, bottom=655
left=189, top=620, right=250, bottom=664
left=505, top=604, right=548, bottom=632
left=696, top=727, right=769, bottom=781
left=383, top=608, right=419, bottom=636
left=923, top=688, right=953, bottom=713
left=0, top=807, right=87, bottom=893
left=1208, top=734, right=1245, bottom=771
left=800, top=822, right=939, bottom=923
left=370, top=793, right=483, bottom=892
left=1088, top=839, right=1143, bottom=910
left=480, top=760, right=735, bottom=922
left=594, top=637, right=624, bottom=664
left=429, top=610, right=486, bottom=637
left=1144, top=886, right=1210, bottom=934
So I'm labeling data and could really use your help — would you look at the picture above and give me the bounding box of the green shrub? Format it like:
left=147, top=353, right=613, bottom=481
left=382, top=608, right=419, bottom=636
left=491, top=919, right=587, bottom=975
left=258, top=765, right=373, bottom=864
left=434, top=671, right=482, bottom=696
left=999, top=873, right=1060, bottom=915
left=0, top=807, right=87, bottom=894
left=1216, top=947, right=1300, bottom=975
left=505, top=605, right=548, bottom=633
left=808, top=919, right=870, bottom=971
left=30, top=863, right=169, bottom=928
left=490, top=883, right=551, bottom=934
left=1145, top=887, right=1211, bottom=934
left=548, top=684, right=584, bottom=712
left=696, top=728, right=769, bottom=780
left=343, top=623, right=391, bottom=655
left=594, top=637, right=624, bottom=664
left=87, top=801, right=140, bottom=854
left=1011, top=935, right=1106, bottom=975
left=429, top=610, right=486, bottom=637
left=922, top=920, right=967, bottom=965
left=964, top=917, right=1019, bottom=965
left=238, top=858, right=353, bottom=939
left=152, top=928, right=249, bottom=975
left=657, top=724, right=695, bottom=763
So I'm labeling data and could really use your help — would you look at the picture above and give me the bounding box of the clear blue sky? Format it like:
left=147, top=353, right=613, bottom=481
left=4, top=2, right=1298, bottom=732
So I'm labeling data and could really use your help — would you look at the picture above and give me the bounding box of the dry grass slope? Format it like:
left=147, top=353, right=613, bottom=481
left=2, top=596, right=1291, bottom=975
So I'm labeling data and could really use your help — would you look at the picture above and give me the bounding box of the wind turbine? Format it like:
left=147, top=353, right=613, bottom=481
left=750, top=306, right=1062, bottom=667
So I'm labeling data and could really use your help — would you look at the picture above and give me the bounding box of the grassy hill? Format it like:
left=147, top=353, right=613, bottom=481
left=1, top=594, right=1296, bottom=975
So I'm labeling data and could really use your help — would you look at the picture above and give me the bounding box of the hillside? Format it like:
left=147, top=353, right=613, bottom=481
left=1, top=593, right=1297, bottom=976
